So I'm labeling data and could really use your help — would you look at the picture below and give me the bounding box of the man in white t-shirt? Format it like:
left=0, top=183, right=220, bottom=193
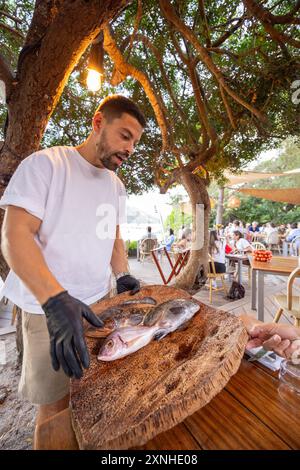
left=0, top=95, right=145, bottom=446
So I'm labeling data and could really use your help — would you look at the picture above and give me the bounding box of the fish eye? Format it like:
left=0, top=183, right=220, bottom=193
left=106, top=340, right=114, bottom=349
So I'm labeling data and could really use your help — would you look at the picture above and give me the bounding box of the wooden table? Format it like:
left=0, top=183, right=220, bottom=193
left=225, top=253, right=249, bottom=284
left=151, top=247, right=190, bottom=285
left=249, top=255, right=299, bottom=322
left=35, top=358, right=300, bottom=450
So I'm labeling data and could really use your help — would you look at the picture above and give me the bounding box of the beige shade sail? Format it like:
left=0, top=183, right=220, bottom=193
left=237, top=188, right=300, bottom=205
left=223, top=169, right=300, bottom=186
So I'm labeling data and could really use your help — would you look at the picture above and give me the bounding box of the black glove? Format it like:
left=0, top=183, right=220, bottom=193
left=116, top=275, right=140, bottom=295
left=42, top=291, right=103, bottom=379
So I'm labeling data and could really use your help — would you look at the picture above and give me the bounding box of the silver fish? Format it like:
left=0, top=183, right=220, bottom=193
left=143, top=298, right=200, bottom=337
left=97, top=325, right=158, bottom=361
left=85, top=306, right=152, bottom=338
left=120, top=296, right=157, bottom=306
left=97, top=298, right=200, bottom=361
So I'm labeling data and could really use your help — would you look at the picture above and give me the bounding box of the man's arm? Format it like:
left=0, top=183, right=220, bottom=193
left=1, top=205, right=103, bottom=378
left=110, top=225, right=129, bottom=275
left=1, top=206, right=64, bottom=304
left=111, top=225, right=140, bottom=295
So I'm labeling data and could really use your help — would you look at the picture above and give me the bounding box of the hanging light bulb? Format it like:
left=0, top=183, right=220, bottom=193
left=87, top=69, right=102, bottom=92
left=86, top=32, right=104, bottom=92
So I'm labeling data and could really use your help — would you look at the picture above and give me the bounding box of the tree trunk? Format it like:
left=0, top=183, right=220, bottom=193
left=173, top=171, right=210, bottom=290
left=0, top=0, right=131, bottom=279
left=216, top=186, right=224, bottom=225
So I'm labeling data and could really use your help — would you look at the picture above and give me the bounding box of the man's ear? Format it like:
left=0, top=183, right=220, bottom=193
left=92, top=111, right=104, bottom=133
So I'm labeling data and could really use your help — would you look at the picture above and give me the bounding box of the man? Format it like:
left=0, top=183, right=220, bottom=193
left=0, top=95, right=145, bottom=447
left=248, top=221, right=260, bottom=233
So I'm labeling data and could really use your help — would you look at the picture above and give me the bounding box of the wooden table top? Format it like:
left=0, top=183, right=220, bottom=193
left=35, top=358, right=300, bottom=450
left=248, top=255, right=299, bottom=274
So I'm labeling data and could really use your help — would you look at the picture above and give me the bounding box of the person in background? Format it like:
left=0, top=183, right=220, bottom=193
left=208, top=230, right=226, bottom=273
left=165, top=228, right=175, bottom=251
left=278, top=224, right=287, bottom=237
left=232, top=230, right=254, bottom=253
left=285, top=222, right=300, bottom=242
left=249, top=221, right=260, bottom=234
left=240, top=315, right=300, bottom=360
left=137, top=226, right=157, bottom=261
left=177, top=224, right=185, bottom=240
left=229, top=220, right=240, bottom=235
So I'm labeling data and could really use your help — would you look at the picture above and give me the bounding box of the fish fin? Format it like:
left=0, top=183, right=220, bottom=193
left=153, top=329, right=168, bottom=341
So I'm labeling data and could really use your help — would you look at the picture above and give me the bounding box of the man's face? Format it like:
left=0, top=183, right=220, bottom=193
left=93, top=112, right=144, bottom=171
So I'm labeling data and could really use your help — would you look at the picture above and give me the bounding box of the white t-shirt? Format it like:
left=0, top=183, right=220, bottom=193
left=0, top=146, right=126, bottom=313
left=236, top=238, right=252, bottom=251
left=211, top=240, right=226, bottom=264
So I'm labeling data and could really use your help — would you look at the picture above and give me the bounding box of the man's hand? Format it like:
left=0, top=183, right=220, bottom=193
left=42, top=291, right=103, bottom=379
left=116, top=274, right=140, bottom=295
left=244, top=319, right=300, bottom=360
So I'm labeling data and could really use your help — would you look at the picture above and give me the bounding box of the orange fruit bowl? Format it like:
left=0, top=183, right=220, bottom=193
left=253, top=249, right=272, bottom=262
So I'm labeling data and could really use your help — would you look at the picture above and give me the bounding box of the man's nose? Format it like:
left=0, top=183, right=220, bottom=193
left=124, top=141, right=134, bottom=155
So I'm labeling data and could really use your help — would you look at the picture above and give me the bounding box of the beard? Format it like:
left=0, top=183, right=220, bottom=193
left=95, top=129, right=126, bottom=172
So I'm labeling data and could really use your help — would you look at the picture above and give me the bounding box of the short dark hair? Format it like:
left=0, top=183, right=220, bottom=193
left=291, top=222, right=298, bottom=229
left=170, top=228, right=174, bottom=236
left=233, top=230, right=243, bottom=239
left=147, top=226, right=152, bottom=232
left=95, top=94, right=146, bottom=128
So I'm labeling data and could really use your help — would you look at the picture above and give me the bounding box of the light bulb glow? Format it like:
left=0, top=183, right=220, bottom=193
left=86, top=69, right=101, bottom=92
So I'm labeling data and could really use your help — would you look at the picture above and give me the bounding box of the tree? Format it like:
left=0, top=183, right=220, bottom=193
left=101, top=0, right=300, bottom=288
left=0, top=0, right=131, bottom=277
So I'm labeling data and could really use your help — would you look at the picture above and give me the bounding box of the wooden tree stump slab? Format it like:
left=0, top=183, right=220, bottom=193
left=70, top=285, right=248, bottom=450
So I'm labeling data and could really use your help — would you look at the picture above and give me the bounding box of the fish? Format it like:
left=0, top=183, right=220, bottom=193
left=143, top=298, right=200, bottom=338
left=97, top=298, right=200, bottom=361
left=85, top=306, right=153, bottom=338
left=119, top=296, right=157, bottom=306
left=97, top=325, right=158, bottom=361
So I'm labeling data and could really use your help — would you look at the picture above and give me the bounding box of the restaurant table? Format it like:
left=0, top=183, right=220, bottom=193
left=35, top=357, right=300, bottom=450
left=225, top=253, right=249, bottom=284
left=249, top=255, right=299, bottom=322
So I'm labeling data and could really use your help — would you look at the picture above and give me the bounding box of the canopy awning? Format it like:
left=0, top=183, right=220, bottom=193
left=223, top=169, right=300, bottom=187
left=237, top=188, right=300, bottom=205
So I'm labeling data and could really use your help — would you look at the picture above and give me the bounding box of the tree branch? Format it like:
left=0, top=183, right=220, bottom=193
left=103, top=25, right=170, bottom=151
left=0, top=52, right=14, bottom=100
left=0, top=9, right=22, bottom=24
left=243, top=0, right=300, bottom=48
left=159, top=0, right=267, bottom=123
left=244, top=0, right=300, bottom=25
left=0, top=21, right=24, bottom=40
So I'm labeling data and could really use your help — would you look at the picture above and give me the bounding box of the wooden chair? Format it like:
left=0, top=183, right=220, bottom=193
left=139, top=238, right=157, bottom=262
left=252, top=242, right=266, bottom=250
left=206, top=255, right=227, bottom=303
left=273, top=266, right=300, bottom=327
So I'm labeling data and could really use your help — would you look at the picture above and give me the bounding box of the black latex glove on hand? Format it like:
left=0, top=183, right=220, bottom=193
left=42, top=291, right=103, bottom=379
left=116, top=275, right=140, bottom=295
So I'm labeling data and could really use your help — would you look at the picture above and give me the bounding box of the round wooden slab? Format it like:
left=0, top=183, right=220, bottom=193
left=70, top=285, right=247, bottom=450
